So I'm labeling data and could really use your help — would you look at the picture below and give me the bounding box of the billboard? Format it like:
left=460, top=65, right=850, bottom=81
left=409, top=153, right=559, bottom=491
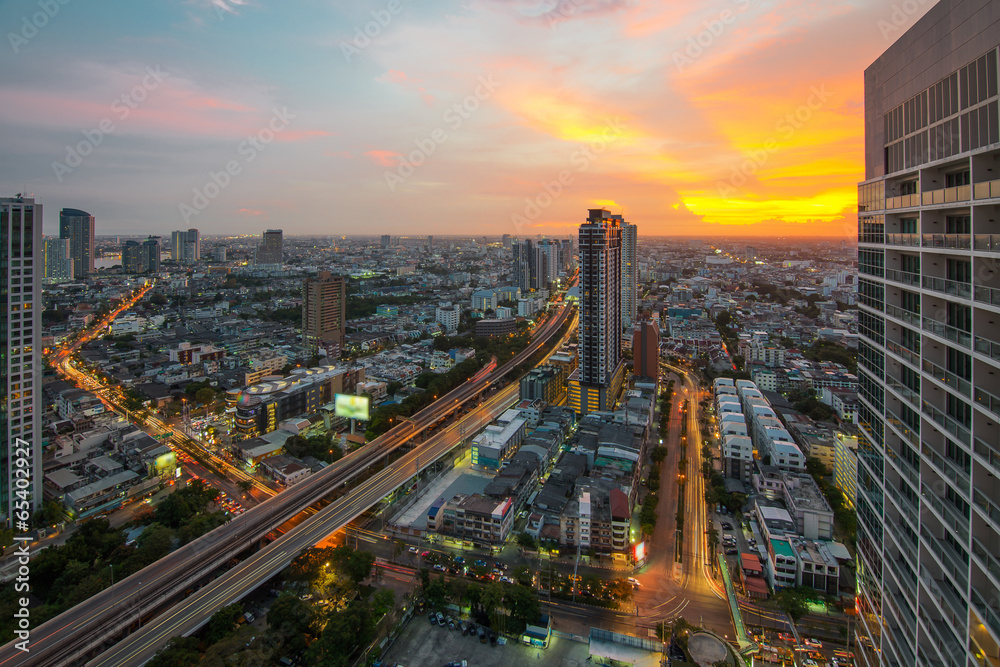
left=335, top=393, right=370, bottom=420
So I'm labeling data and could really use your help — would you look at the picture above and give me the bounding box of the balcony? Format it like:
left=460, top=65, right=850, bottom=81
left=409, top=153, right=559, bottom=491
left=886, top=374, right=920, bottom=410
left=886, top=233, right=921, bottom=247
left=922, top=317, right=972, bottom=348
left=922, top=358, right=971, bottom=397
left=973, top=179, right=1000, bottom=200
left=922, top=400, right=971, bottom=445
left=976, top=336, right=1000, bottom=363
left=975, top=285, right=1000, bottom=308
left=885, top=268, right=921, bottom=286
left=922, top=234, right=972, bottom=250
left=972, top=588, right=1000, bottom=645
left=922, top=275, right=972, bottom=300
left=976, top=387, right=1000, bottom=419
left=885, top=482, right=919, bottom=527
left=885, top=303, right=921, bottom=327
left=972, top=537, right=1000, bottom=588
left=885, top=193, right=922, bottom=209
left=886, top=339, right=922, bottom=365
left=921, top=184, right=971, bottom=205
left=975, top=437, right=1000, bottom=478
left=974, top=489, right=1000, bottom=535
left=975, top=235, right=1000, bottom=252
left=919, top=568, right=967, bottom=630
left=885, top=403, right=920, bottom=447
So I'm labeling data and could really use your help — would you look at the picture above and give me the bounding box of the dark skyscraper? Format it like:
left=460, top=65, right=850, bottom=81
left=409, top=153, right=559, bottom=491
left=856, top=2, right=1000, bottom=666
left=632, top=319, right=659, bottom=380
left=302, top=271, right=347, bottom=357
left=257, top=229, right=283, bottom=266
left=381, top=234, right=391, bottom=249
left=2, top=196, right=43, bottom=521
left=569, top=209, right=625, bottom=415
left=512, top=239, right=534, bottom=293
left=124, top=237, right=161, bottom=274
left=59, top=208, right=95, bottom=279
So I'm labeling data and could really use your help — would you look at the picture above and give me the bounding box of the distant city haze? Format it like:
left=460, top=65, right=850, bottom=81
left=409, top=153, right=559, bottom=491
left=0, top=1, right=933, bottom=238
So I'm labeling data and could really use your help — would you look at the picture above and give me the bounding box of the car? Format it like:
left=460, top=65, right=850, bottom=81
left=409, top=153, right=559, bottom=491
left=725, top=548, right=738, bottom=555
left=498, top=576, right=513, bottom=583
left=721, top=522, right=734, bottom=529
left=436, top=612, right=445, bottom=625
left=453, top=556, right=465, bottom=565
left=778, top=632, right=795, bottom=642
left=497, top=637, right=506, bottom=646
left=478, top=627, right=487, bottom=643
left=447, top=618, right=456, bottom=630
left=802, top=660, right=819, bottom=667
left=445, top=662, right=468, bottom=667
left=474, top=559, right=487, bottom=568
left=408, top=547, right=418, bottom=554
left=421, top=551, right=431, bottom=558
left=433, top=564, right=446, bottom=572
left=804, top=638, right=822, bottom=649
left=494, top=561, right=508, bottom=571
left=466, top=622, right=476, bottom=634
left=627, top=577, right=641, bottom=587
left=429, top=614, right=438, bottom=625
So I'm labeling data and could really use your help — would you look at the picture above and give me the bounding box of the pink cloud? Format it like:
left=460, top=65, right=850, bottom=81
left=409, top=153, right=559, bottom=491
left=364, top=150, right=402, bottom=167
left=274, top=130, right=333, bottom=142
left=236, top=208, right=264, bottom=216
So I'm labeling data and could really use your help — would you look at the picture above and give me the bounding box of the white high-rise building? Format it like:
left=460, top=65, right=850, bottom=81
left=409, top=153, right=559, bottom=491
left=42, top=236, right=73, bottom=284
left=171, top=229, right=200, bottom=263
left=856, top=2, right=1000, bottom=665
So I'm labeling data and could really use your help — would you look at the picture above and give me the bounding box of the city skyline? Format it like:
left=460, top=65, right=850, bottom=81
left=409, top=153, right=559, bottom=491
left=0, top=0, right=935, bottom=238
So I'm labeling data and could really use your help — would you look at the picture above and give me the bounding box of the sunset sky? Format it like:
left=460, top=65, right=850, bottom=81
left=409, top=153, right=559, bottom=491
left=0, top=0, right=934, bottom=238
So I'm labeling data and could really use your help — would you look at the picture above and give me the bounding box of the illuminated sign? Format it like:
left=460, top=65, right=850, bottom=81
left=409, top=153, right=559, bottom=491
left=634, top=541, right=646, bottom=562
left=335, top=393, right=370, bottom=420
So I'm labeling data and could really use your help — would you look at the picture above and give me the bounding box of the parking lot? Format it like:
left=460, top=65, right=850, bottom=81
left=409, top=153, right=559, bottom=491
left=381, top=612, right=593, bottom=667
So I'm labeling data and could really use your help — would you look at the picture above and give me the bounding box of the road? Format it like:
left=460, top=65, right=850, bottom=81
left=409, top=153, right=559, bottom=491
left=627, top=364, right=734, bottom=641
left=0, top=303, right=574, bottom=667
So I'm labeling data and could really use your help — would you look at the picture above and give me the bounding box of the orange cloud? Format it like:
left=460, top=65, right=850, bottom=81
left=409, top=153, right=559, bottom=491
left=364, top=150, right=402, bottom=167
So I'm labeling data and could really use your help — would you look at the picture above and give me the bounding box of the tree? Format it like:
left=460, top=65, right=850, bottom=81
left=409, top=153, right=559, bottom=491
left=237, top=479, right=253, bottom=494
left=516, top=531, right=537, bottom=550
left=195, top=387, right=216, bottom=407
left=268, top=593, right=315, bottom=640
left=145, top=637, right=202, bottom=667
left=774, top=587, right=811, bottom=622
left=204, top=603, right=243, bottom=644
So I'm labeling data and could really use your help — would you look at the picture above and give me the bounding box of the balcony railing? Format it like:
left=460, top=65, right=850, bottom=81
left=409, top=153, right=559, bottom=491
left=919, top=569, right=967, bottom=631
left=885, top=303, right=920, bottom=327
left=886, top=375, right=920, bottom=412
left=974, top=489, right=1000, bottom=534
left=921, top=525, right=969, bottom=589
left=922, top=400, right=971, bottom=445
left=974, top=436, right=1000, bottom=477
left=922, top=445, right=971, bottom=496
left=886, top=233, right=921, bottom=247
left=922, top=275, right=972, bottom=299
left=971, top=588, right=1000, bottom=646
left=975, top=336, right=1000, bottom=362
left=922, top=358, right=971, bottom=397
left=885, top=193, right=922, bottom=209
left=886, top=339, right=921, bottom=366
left=975, top=386, right=1000, bottom=419
left=973, top=179, right=1000, bottom=200
left=922, top=234, right=972, bottom=250
left=972, top=537, right=1000, bottom=587
left=884, top=482, right=918, bottom=527
left=922, top=317, right=972, bottom=348
left=974, top=284, right=1000, bottom=308
left=885, top=268, right=921, bottom=286
left=974, top=235, right=1000, bottom=252
left=921, top=184, right=972, bottom=205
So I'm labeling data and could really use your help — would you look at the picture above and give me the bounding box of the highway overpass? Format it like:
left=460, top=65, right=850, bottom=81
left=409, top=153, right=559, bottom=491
left=0, top=303, right=573, bottom=667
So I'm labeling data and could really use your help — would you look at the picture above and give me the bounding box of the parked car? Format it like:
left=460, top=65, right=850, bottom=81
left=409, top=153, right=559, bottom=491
left=436, top=612, right=445, bottom=625
left=721, top=522, right=734, bottom=530
left=778, top=632, right=795, bottom=642
left=429, top=614, right=438, bottom=625
left=725, top=548, right=739, bottom=555
left=804, top=638, right=823, bottom=649
left=408, top=547, right=418, bottom=554
left=453, top=556, right=465, bottom=565
left=478, top=627, right=487, bottom=643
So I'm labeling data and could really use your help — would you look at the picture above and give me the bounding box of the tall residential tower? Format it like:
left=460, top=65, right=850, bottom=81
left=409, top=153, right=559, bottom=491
left=856, top=2, right=1000, bottom=665
left=568, top=209, right=625, bottom=415
left=2, top=196, right=43, bottom=522
left=58, top=208, right=94, bottom=279
left=619, top=216, right=637, bottom=327
left=302, top=271, right=346, bottom=358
